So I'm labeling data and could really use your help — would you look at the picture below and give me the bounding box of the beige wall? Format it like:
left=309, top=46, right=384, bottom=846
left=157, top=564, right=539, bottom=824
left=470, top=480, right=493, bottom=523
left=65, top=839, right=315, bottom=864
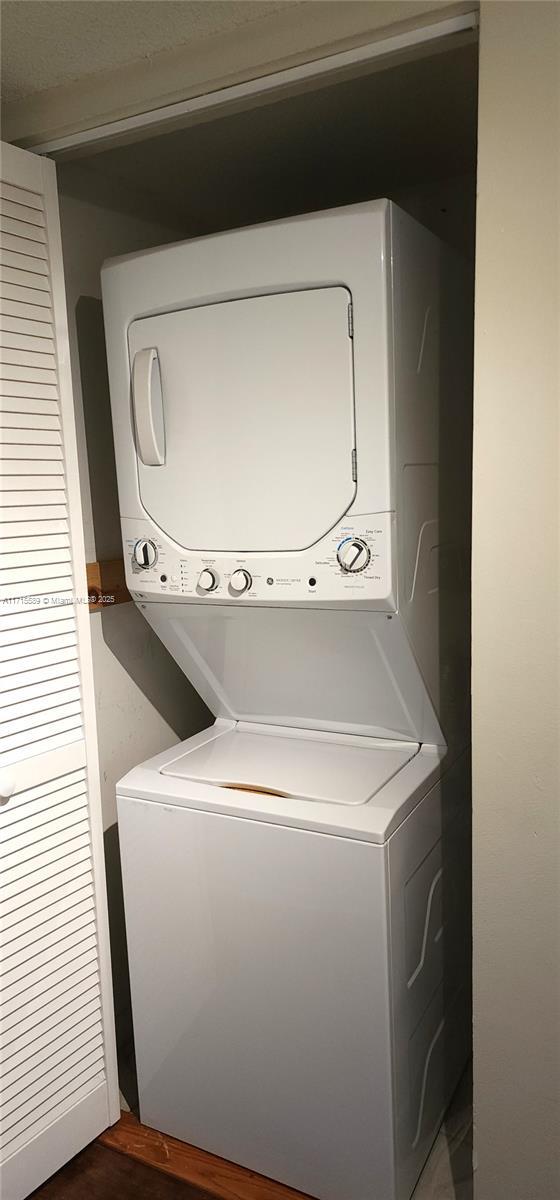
left=472, top=3, right=560, bottom=1197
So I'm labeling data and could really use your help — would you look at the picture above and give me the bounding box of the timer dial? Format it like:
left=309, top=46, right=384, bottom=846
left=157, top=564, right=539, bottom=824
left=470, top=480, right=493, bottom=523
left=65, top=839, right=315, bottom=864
left=198, top=568, right=218, bottom=592
left=337, top=538, right=371, bottom=573
left=133, top=539, right=157, bottom=569
left=230, top=569, right=252, bottom=594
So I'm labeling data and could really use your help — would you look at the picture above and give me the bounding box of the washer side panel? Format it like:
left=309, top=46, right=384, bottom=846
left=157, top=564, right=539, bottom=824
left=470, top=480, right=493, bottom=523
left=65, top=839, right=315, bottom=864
left=117, top=796, right=396, bottom=1200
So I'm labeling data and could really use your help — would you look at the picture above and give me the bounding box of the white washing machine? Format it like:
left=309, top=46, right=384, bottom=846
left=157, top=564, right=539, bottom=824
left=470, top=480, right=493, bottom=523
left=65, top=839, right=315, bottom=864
left=102, top=200, right=472, bottom=1200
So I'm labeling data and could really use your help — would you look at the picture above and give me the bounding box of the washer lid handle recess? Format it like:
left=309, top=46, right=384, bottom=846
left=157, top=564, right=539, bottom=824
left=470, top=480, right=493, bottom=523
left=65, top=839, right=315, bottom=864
left=132, top=347, right=165, bottom=466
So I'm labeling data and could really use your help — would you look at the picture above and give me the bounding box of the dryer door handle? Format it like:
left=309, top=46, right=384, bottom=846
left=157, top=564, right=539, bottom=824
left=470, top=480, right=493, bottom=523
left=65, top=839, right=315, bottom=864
left=132, top=347, right=165, bottom=466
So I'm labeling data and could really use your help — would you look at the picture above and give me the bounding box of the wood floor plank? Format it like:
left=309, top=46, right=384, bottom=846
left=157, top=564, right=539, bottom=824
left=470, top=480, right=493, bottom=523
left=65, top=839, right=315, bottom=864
left=30, top=1142, right=212, bottom=1199
left=98, top=1112, right=313, bottom=1200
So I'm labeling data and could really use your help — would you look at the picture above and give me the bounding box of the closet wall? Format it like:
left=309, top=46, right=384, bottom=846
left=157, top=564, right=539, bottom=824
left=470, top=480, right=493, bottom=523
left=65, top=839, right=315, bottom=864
left=472, top=4, right=560, bottom=1197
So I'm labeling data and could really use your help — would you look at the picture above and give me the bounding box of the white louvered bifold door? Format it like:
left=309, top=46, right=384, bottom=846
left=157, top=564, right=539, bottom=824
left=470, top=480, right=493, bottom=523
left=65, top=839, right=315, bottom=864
left=0, top=142, right=119, bottom=1200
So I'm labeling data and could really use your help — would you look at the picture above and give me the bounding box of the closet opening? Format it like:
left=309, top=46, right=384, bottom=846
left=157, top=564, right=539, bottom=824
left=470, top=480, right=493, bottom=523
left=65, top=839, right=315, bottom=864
left=53, top=25, right=478, bottom=1153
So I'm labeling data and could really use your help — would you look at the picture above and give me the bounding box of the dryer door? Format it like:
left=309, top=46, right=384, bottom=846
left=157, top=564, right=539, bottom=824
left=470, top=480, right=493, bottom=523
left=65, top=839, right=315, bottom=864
left=128, top=287, right=356, bottom=553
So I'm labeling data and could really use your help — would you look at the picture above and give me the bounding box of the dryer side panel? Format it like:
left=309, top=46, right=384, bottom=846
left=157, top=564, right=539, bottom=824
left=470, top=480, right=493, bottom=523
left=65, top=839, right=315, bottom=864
left=391, top=205, right=473, bottom=751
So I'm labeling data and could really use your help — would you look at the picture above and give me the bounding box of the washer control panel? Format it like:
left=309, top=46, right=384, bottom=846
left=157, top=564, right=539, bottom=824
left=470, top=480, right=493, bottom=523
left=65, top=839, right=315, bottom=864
left=122, top=513, right=394, bottom=609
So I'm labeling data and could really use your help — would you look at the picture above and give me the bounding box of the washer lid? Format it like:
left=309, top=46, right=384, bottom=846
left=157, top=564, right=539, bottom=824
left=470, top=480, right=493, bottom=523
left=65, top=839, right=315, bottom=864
left=161, top=727, right=418, bottom=807
left=128, top=286, right=356, bottom=553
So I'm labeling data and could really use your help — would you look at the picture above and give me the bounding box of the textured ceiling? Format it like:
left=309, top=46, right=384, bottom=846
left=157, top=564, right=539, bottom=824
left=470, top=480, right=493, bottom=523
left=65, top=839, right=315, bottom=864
left=1, top=0, right=298, bottom=102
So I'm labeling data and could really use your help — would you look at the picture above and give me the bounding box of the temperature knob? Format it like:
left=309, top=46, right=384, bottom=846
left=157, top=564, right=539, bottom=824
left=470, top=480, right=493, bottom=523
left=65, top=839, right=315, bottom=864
left=198, top=568, right=218, bottom=592
left=230, top=569, right=252, bottom=594
left=337, top=538, right=371, bottom=573
left=133, top=539, right=157, bottom=569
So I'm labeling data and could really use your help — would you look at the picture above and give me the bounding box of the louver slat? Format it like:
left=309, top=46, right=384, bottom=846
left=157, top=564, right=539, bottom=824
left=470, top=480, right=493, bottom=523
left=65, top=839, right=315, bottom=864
left=0, top=314, right=52, bottom=338
left=1, top=395, right=58, bottom=419
left=0, top=612, right=74, bottom=644
left=2, top=1017, right=103, bottom=1104
left=1, top=880, right=94, bottom=943
left=0, top=301, right=54, bottom=326
left=0, top=270, right=50, bottom=296
left=0, top=415, right=61, bottom=433
left=0, top=177, right=83, bottom=771
left=2, top=901, right=95, bottom=976
left=0, top=533, right=69, bottom=554
left=1, top=493, right=68, bottom=510
left=0, top=328, right=53, bottom=353
left=0, top=144, right=117, bottom=1196
left=1, top=445, right=64, bottom=462
left=0, top=184, right=44, bottom=211
left=0, top=199, right=46, bottom=228
left=0, top=773, right=86, bottom=830
left=1, top=838, right=92, bottom=906
left=1, top=1044, right=105, bottom=1135
left=0, top=604, right=74, bottom=635
left=1, top=348, right=57, bottom=370
left=0, top=376, right=59, bottom=397
left=0, top=215, right=48, bottom=243
left=0, top=250, right=49, bottom=276
left=0, top=232, right=48, bottom=261
left=1, top=994, right=101, bottom=1073
left=0, top=762, right=103, bottom=1144
left=1, top=664, right=80, bottom=705
left=0, top=284, right=51, bottom=309
left=1, top=430, right=63, bottom=447
left=1, top=1071, right=106, bottom=1161
left=1, top=943, right=98, bottom=1025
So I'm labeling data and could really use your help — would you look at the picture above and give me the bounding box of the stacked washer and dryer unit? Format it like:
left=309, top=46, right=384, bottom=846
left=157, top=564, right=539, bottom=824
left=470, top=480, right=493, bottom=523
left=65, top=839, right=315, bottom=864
left=102, top=201, right=472, bottom=1200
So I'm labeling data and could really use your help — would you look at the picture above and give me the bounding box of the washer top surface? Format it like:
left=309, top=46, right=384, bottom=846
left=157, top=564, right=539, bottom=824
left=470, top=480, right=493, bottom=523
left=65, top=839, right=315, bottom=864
left=161, top=726, right=418, bottom=806
left=117, top=722, right=449, bottom=844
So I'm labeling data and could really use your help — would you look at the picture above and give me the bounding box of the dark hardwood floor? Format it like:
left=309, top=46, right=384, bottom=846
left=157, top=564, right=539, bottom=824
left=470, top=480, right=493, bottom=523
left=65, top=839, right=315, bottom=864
left=30, top=1142, right=214, bottom=1200
left=100, top=1111, right=311, bottom=1199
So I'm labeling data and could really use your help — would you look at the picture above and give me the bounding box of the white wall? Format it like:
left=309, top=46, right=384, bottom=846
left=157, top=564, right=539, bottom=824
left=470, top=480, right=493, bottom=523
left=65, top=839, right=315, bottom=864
left=472, top=3, right=560, bottom=1197
left=59, top=168, right=209, bottom=831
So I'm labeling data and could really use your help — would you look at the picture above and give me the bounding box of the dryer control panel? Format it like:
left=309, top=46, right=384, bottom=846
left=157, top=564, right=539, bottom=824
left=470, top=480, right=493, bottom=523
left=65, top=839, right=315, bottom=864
left=122, top=513, right=395, bottom=610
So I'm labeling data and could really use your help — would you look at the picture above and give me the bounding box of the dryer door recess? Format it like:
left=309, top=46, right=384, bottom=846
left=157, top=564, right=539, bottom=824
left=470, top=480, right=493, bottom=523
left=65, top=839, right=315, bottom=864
left=128, top=287, right=356, bottom=553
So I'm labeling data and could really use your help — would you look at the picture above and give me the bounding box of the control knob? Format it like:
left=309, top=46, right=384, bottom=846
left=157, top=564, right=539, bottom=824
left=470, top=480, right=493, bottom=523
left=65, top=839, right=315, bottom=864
left=198, top=568, right=218, bottom=592
left=230, top=569, right=252, bottom=594
left=337, top=538, right=371, bottom=573
left=133, top=539, right=157, bottom=569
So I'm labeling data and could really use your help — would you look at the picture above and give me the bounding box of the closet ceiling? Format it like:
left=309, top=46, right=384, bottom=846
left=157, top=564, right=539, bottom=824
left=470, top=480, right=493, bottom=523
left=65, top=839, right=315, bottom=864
left=1, top=1, right=297, bottom=101
left=64, top=40, right=478, bottom=236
